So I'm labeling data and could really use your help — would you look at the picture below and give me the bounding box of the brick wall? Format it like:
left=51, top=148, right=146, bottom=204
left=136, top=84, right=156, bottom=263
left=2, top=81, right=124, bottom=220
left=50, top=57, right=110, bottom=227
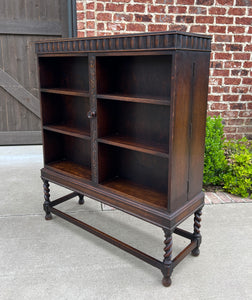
left=76, top=0, right=252, bottom=140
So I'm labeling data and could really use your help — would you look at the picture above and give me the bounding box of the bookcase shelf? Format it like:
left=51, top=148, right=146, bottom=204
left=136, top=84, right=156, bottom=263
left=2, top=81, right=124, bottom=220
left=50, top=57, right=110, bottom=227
left=41, top=88, right=89, bottom=97
left=43, top=124, right=91, bottom=140
left=36, top=31, right=211, bottom=287
left=97, top=94, right=170, bottom=106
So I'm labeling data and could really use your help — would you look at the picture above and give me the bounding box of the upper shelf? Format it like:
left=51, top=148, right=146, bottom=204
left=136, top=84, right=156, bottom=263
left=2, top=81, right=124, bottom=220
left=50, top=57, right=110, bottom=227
left=41, top=88, right=89, bottom=97
left=97, top=94, right=170, bottom=106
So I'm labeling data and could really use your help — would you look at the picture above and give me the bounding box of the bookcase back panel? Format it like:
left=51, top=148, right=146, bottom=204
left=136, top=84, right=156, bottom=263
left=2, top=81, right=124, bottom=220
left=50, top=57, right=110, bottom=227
left=96, top=55, right=172, bottom=100
left=39, top=56, right=89, bottom=91
left=98, top=144, right=168, bottom=194
left=97, top=99, right=169, bottom=149
left=41, top=94, right=90, bottom=131
left=43, top=131, right=91, bottom=168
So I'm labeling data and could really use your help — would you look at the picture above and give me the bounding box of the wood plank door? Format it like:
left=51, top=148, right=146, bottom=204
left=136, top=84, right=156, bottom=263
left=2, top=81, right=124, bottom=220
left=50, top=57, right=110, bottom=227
left=0, top=0, right=74, bottom=145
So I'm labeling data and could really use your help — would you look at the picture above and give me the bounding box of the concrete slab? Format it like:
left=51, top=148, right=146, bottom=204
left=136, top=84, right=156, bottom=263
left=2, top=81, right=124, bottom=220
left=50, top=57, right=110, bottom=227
left=0, top=146, right=251, bottom=299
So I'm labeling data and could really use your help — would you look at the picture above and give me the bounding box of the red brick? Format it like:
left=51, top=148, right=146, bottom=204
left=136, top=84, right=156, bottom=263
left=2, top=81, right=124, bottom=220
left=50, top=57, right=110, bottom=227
left=155, top=0, right=174, bottom=3
left=190, top=25, right=207, bottom=33
left=248, top=103, right=252, bottom=110
left=136, top=14, right=153, bottom=22
left=86, top=21, right=95, bottom=29
left=243, top=61, right=252, bottom=68
left=215, top=35, right=232, bottom=43
left=217, top=0, right=234, bottom=4
left=236, top=17, right=252, bottom=25
left=176, top=16, right=194, bottom=23
left=196, top=16, right=214, bottom=23
left=224, top=78, right=241, bottom=85
left=226, top=44, right=243, bottom=51
left=106, top=3, right=124, bottom=12
left=127, top=4, right=145, bottom=12
left=212, top=86, right=230, bottom=93
left=221, top=111, right=239, bottom=118
left=169, top=24, right=187, bottom=31
left=234, top=35, right=251, bottom=43
left=126, top=23, right=146, bottom=31
left=227, top=119, right=244, bottom=125
left=241, top=95, right=252, bottom=101
left=228, top=26, right=245, bottom=34
left=212, top=69, right=229, bottom=76
left=224, top=61, right=242, bottom=68
left=189, top=6, right=207, bottom=14
left=209, top=26, right=226, bottom=33
left=209, top=7, right=226, bottom=14
left=77, top=31, right=85, bottom=37
left=215, top=53, right=232, bottom=60
left=86, top=31, right=95, bottom=37
left=207, top=95, right=221, bottom=101
left=233, top=53, right=250, bottom=60
left=232, top=86, right=248, bottom=93
left=148, top=24, right=167, bottom=31
left=211, top=61, right=223, bottom=69
left=224, top=126, right=237, bottom=133
left=177, top=0, right=194, bottom=4
left=96, top=3, right=104, bottom=11
left=243, top=78, right=252, bottom=85
left=168, top=6, right=187, bottom=13
left=216, top=16, right=234, bottom=24
left=86, top=2, right=94, bottom=9
left=114, top=13, right=133, bottom=22
left=134, top=0, right=153, bottom=2
left=245, top=119, right=252, bottom=125
left=196, top=0, right=214, bottom=4
left=209, top=77, right=222, bottom=86
left=230, top=103, right=246, bottom=110
left=97, top=13, right=112, bottom=21
left=237, top=126, right=252, bottom=133
left=228, top=8, right=246, bottom=15
left=77, top=12, right=84, bottom=20
left=211, top=43, right=224, bottom=51
left=107, top=22, right=125, bottom=31
left=77, top=22, right=85, bottom=30
left=86, top=11, right=95, bottom=19
left=155, top=15, right=173, bottom=23
left=148, top=5, right=166, bottom=13
left=239, top=111, right=252, bottom=118
left=225, top=133, right=243, bottom=140
left=244, top=44, right=252, bottom=52
left=231, top=69, right=249, bottom=76
left=210, top=103, right=228, bottom=110
left=97, top=23, right=105, bottom=30
left=223, top=94, right=239, bottom=101
left=236, top=0, right=252, bottom=5
left=76, top=2, right=84, bottom=11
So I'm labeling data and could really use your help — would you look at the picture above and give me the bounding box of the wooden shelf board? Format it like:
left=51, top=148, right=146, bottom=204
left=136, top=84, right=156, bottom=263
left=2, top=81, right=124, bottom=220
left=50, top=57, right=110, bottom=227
left=97, top=94, right=170, bottom=106
left=43, top=124, right=90, bottom=140
left=41, top=88, right=89, bottom=97
left=101, top=177, right=167, bottom=209
left=97, top=135, right=169, bottom=158
left=46, top=160, right=91, bottom=180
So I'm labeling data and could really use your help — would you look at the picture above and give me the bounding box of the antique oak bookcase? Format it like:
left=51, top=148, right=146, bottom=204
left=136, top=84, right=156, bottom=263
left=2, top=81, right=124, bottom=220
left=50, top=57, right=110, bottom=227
left=36, top=31, right=211, bottom=287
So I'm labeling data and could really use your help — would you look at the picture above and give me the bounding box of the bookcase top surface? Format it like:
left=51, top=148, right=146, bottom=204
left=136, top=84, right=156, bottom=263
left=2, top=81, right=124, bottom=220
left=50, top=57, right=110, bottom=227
left=35, top=31, right=211, bottom=55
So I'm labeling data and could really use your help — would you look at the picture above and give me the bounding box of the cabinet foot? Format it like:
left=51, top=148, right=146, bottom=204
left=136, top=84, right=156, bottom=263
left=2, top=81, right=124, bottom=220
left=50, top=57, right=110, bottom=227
left=78, top=194, right=85, bottom=205
left=162, top=276, right=172, bottom=287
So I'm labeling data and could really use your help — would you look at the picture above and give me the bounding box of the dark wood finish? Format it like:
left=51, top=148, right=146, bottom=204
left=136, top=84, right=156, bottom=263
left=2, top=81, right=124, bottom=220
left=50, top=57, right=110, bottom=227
left=36, top=31, right=211, bottom=286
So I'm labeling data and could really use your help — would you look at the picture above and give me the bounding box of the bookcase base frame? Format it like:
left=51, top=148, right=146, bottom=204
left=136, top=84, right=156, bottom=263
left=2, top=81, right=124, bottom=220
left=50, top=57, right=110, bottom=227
left=42, top=178, right=203, bottom=287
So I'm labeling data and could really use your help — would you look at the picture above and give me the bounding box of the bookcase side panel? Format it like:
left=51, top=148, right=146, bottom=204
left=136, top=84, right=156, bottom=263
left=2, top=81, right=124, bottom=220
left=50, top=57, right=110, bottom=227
left=188, top=52, right=210, bottom=200
left=168, top=51, right=194, bottom=212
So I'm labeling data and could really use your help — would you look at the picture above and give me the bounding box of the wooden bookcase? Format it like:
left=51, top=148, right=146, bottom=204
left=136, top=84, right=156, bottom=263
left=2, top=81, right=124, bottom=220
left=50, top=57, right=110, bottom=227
left=36, top=31, right=211, bottom=287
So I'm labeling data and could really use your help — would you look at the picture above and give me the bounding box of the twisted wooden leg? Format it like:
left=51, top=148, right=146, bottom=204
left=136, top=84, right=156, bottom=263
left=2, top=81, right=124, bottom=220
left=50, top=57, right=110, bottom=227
left=78, top=194, right=85, bottom=205
left=192, top=209, right=202, bottom=256
left=162, top=229, right=173, bottom=287
left=43, top=180, right=52, bottom=220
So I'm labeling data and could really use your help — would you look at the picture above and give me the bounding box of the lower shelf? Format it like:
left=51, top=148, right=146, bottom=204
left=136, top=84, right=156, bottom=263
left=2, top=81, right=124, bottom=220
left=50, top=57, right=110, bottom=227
left=46, top=160, right=91, bottom=181
left=101, top=177, right=167, bottom=209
